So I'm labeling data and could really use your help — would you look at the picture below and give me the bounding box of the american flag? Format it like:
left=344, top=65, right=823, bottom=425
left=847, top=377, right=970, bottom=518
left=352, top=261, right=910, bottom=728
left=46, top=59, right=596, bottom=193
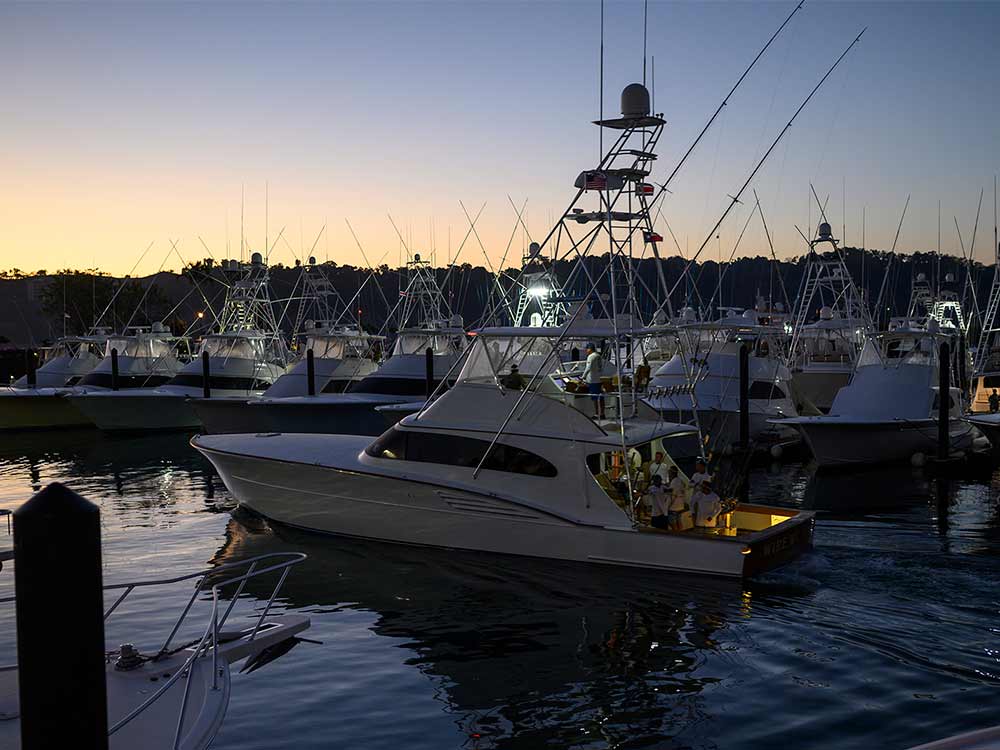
left=583, top=171, right=608, bottom=191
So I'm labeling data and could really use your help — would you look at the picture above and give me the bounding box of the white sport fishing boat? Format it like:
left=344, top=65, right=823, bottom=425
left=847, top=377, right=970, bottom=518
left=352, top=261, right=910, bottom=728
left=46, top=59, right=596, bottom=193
left=227, top=323, right=466, bottom=436
left=0, top=551, right=309, bottom=750
left=0, top=333, right=109, bottom=430
left=776, top=324, right=985, bottom=467
left=213, top=253, right=468, bottom=437
left=192, top=325, right=382, bottom=434
left=71, top=254, right=290, bottom=432
left=786, top=221, right=871, bottom=412
left=644, top=313, right=802, bottom=453
left=194, top=325, right=815, bottom=578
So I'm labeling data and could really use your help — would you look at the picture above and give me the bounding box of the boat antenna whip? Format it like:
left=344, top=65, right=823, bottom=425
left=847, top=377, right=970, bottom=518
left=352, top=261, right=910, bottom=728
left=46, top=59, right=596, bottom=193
left=668, top=26, right=867, bottom=301
left=657, top=0, right=804, bottom=198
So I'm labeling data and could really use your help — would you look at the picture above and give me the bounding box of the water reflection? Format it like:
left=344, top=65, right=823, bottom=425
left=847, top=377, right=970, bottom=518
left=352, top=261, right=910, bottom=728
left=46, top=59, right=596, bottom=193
left=212, top=512, right=808, bottom=749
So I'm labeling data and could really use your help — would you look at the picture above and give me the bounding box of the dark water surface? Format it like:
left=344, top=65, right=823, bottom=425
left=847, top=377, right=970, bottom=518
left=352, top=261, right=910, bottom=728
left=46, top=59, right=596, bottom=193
left=1, top=429, right=999, bottom=749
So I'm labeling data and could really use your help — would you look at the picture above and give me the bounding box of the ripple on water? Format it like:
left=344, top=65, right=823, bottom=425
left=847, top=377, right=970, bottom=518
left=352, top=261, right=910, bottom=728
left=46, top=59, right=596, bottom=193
left=1, top=434, right=1000, bottom=749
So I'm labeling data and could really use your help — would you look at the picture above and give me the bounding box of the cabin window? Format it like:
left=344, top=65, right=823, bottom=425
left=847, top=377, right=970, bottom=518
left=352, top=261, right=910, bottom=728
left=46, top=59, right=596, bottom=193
left=747, top=381, right=786, bottom=400
left=349, top=376, right=446, bottom=396
left=365, top=428, right=557, bottom=477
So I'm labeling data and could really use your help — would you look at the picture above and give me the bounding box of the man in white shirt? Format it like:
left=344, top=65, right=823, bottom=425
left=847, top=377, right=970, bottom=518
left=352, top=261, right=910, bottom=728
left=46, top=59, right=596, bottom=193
left=664, top=466, right=687, bottom=527
left=690, top=458, right=712, bottom=488
left=691, top=479, right=723, bottom=528
left=582, top=343, right=605, bottom=419
left=646, top=475, right=671, bottom=529
left=647, top=451, right=670, bottom=485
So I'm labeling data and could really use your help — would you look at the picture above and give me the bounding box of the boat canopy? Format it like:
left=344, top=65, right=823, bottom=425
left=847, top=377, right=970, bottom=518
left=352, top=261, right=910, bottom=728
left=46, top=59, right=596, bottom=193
left=304, top=333, right=378, bottom=360
left=104, top=336, right=176, bottom=359
left=392, top=329, right=466, bottom=356
left=200, top=333, right=286, bottom=363
left=857, top=330, right=950, bottom=369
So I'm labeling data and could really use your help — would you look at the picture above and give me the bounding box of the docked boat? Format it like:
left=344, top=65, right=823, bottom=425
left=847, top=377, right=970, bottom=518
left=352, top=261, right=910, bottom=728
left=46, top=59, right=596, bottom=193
left=217, top=322, right=466, bottom=436
left=193, top=325, right=815, bottom=578
left=70, top=254, right=291, bottom=432
left=206, top=252, right=468, bottom=437
left=191, top=324, right=382, bottom=434
left=643, top=314, right=803, bottom=453
left=0, top=549, right=308, bottom=749
left=0, top=333, right=110, bottom=430
left=775, top=325, right=985, bottom=468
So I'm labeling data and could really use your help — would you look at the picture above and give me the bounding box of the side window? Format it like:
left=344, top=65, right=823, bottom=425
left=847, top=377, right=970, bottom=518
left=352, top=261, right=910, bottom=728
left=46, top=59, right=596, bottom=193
left=365, top=428, right=556, bottom=477
left=748, top=381, right=786, bottom=400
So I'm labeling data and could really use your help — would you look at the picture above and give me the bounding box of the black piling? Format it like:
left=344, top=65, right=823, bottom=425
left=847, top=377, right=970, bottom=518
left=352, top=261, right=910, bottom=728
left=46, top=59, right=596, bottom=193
left=939, top=341, right=951, bottom=461
left=306, top=348, right=316, bottom=397
left=739, top=343, right=750, bottom=448
left=202, top=350, right=211, bottom=399
left=26, top=349, right=36, bottom=388
left=425, top=347, right=434, bottom=398
left=14, top=483, right=109, bottom=749
left=110, top=347, right=119, bottom=391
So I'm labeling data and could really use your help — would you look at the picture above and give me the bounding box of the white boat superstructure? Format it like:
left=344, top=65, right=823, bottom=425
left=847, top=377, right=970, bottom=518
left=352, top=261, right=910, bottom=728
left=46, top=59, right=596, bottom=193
left=776, top=326, right=985, bottom=467
left=0, top=333, right=111, bottom=430
left=72, top=323, right=191, bottom=391
left=218, top=324, right=467, bottom=436
left=70, top=253, right=291, bottom=432
left=787, top=221, right=871, bottom=412
left=644, top=315, right=801, bottom=451
left=193, top=325, right=815, bottom=578
left=0, top=552, right=309, bottom=750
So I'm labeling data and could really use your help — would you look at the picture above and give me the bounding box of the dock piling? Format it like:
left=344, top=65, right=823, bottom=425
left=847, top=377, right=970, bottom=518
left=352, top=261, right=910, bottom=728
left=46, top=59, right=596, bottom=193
left=110, top=347, right=119, bottom=391
left=307, top=348, right=316, bottom=396
left=939, top=341, right=950, bottom=461
left=13, top=483, right=109, bottom=749
left=202, top=350, right=211, bottom=399
left=739, top=343, right=750, bottom=448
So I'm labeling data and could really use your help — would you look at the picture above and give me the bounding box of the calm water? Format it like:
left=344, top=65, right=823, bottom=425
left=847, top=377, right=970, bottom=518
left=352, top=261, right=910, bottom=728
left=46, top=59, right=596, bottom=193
left=1, top=430, right=1000, bottom=750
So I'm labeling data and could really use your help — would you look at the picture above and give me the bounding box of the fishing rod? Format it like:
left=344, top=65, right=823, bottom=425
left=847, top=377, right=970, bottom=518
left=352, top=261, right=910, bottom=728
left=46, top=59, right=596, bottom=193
left=668, top=27, right=867, bottom=301
left=873, top=193, right=910, bottom=327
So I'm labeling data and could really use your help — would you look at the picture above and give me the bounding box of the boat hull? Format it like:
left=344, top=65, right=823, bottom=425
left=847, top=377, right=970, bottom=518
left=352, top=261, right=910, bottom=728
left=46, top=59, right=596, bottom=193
left=790, top=369, right=851, bottom=413
left=194, top=438, right=814, bottom=578
left=68, top=392, right=201, bottom=432
left=195, top=395, right=422, bottom=436
left=788, top=418, right=980, bottom=468
left=0, top=390, right=91, bottom=430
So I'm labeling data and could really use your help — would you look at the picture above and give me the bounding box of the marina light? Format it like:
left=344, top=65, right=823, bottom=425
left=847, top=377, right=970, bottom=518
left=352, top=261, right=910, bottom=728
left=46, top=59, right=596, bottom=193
left=527, top=285, right=549, bottom=298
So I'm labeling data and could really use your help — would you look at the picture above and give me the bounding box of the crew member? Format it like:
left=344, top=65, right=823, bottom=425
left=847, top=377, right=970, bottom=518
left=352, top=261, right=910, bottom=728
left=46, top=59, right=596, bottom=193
left=583, top=343, right=605, bottom=419
left=691, top=479, right=722, bottom=528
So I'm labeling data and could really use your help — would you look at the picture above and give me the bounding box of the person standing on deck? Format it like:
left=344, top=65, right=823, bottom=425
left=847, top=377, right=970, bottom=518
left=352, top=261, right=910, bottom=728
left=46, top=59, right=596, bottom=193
left=583, top=343, right=605, bottom=419
left=990, top=388, right=999, bottom=413
left=666, top=465, right=688, bottom=530
left=691, top=479, right=722, bottom=528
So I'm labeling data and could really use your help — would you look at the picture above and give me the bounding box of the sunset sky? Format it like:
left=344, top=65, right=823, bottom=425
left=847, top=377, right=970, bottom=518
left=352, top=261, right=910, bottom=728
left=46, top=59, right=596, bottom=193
left=2, top=0, right=999, bottom=277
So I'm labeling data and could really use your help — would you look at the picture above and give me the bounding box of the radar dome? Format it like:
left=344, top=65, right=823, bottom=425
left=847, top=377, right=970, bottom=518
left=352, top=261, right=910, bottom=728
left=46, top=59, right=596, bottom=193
left=681, top=306, right=697, bottom=322
left=818, top=222, right=833, bottom=241
left=621, top=83, right=650, bottom=118
left=251, top=251, right=263, bottom=266
left=945, top=273, right=955, bottom=283
left=917, top=272, right=927, bottom=282
left=819, top=305, right=834, bottom=320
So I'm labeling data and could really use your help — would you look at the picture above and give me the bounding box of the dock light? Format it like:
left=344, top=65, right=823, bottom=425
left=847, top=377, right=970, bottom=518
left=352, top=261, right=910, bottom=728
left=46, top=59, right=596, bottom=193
left=196, top=311, right=205, bottom=319
left=527, top=285, right=549, bottom=298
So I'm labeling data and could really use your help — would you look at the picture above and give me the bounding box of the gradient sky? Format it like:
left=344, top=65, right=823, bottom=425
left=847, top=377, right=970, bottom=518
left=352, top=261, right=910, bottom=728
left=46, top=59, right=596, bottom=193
left=2, top=0, right=999, bottom=277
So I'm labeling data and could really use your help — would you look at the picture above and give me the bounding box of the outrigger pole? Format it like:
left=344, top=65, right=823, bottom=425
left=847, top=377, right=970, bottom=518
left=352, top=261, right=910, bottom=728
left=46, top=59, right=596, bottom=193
left=666, top=27, right=867, bottom=302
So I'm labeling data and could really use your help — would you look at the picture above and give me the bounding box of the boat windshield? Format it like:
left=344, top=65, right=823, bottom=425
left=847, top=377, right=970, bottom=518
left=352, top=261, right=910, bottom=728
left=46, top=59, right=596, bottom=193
left=458, top=335, right=564, bottom=385
left=858, top=334, right=939, bottom=368
left=393, top=332, right=465, bottom=356
left=104, top=337, right=175, bottom=359
left=200, top=336, right=285, bottom=363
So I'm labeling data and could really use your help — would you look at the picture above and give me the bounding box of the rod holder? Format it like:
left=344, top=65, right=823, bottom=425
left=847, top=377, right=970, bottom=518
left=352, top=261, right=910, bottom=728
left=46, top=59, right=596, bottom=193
left=14, top=483, right=109, bottom=749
